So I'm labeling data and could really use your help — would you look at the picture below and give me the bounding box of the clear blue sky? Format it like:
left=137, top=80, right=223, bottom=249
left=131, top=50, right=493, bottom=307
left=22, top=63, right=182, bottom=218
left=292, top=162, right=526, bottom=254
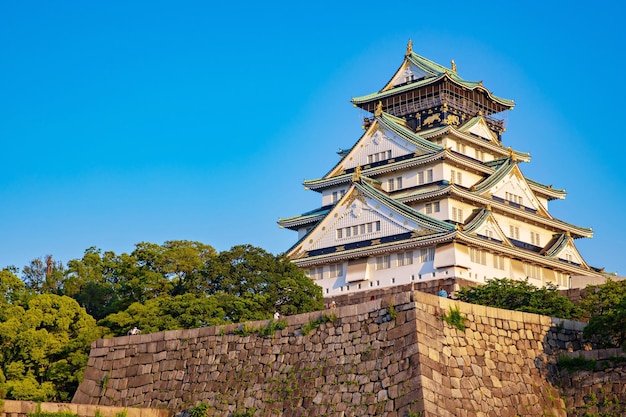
left=1, top=1, right=625, bottom=277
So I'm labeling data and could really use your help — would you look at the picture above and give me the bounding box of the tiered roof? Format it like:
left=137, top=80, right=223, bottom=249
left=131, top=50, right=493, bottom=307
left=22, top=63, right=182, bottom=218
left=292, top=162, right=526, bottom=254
left=279, top=42, right=603, bottom=279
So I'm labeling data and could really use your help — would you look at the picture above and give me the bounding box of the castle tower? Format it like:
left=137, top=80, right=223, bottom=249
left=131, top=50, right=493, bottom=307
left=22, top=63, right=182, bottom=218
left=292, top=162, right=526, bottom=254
left=279, top=42, right=606, bottom=296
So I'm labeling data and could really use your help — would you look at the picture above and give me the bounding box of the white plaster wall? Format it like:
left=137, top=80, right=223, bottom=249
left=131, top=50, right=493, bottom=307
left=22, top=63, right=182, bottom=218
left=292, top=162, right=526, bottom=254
left=321, top=185, right=348, bottom=206
left=312, top=248, right=575, bottom=297
left=442, top=162, right=483, bottom=188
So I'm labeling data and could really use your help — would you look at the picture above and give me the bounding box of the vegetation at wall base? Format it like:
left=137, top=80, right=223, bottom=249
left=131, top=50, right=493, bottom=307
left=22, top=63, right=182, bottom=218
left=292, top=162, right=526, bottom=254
left=188, top=402, right=211, bottom=417
left=27, top=404, right=77, bottom=417
left=556, top=355, right=598, bottom=372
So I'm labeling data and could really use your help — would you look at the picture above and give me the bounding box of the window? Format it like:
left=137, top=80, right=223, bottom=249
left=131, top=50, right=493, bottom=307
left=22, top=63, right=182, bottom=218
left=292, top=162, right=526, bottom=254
left=455, top=142, right=466, bottom=153
left=387, top=177, right=402, bottom=191
left=485, top=229, right=494, bottom=239
left=493, top=254, right=505, bottom=270
left=524, top=263, right=541, bottom=279
left=337, top=220, right=381, bottom=240
left=332, top=191, right=338, bottom=203
left=425, top=201, right=440, bottom=214
left=367, top=150, right=391, bottom=164
left=530, top=231, right=541, bottom=246
left=505, top=192, right=523, bottom=206
left=470, top=248, right=487, bottom=265
left=509, top=225, right=520, bottom=240
left=450, top=170, right=462, bottom=185
left=329, top=264, right=343, bottom=278
left=476, top=149, right=484, bottom=160
left=376, top=255, right=391, bottom=270
left=418, top=169, right=433, bottom=185
left=419, top=247, right=435, bottom=262
left=452, top=207, right=464, bottom=222
left=397, top=251, right=413, bottom=266
left=307, top=267, right=324, bottom=280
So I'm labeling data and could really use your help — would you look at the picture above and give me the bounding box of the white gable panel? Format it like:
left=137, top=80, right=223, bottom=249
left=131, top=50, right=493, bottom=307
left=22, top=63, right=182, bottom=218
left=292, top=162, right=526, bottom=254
left=344, top=126, right=420, bottom=170
left=389, top=63, right=430, bottom=88
left=302, top=191, right=433, bottom=252
left=474, top=216, right=509, bottom=243
left=489, top=169, right=547, bottom=215
left=467, top=119, right=497, bottom=141
left=557, top=242, right=586, bottom=266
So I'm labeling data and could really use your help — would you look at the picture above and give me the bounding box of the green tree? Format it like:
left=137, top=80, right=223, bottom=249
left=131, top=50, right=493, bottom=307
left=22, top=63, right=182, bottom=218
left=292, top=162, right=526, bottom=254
left=64, top=247, right=122, bottom=320
left=99, top=244, right=324, bottom=331
left=580, top=278, right=626, bottom=348
left=22, top=256, right=64, bottom=295
left=99, top=293, right=226, bottom=336
left=456, top=278, right=581, bottom=319
left=131, top=240, right=216, bottom=296
left=203, top=245, right=324, bottom=321
left=0, top=292, right=104, bottom=401
left=0, top=268, right=26, bottom=307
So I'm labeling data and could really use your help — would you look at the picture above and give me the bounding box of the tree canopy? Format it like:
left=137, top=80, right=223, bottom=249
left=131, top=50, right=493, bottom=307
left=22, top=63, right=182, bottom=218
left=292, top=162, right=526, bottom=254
left=580, top=278, right=626, bottom=348
left=0, top=241, right=324, bottom=401
left=0, top=269, right=105, bottom=401
left=455, top=278, right=582, bottom=319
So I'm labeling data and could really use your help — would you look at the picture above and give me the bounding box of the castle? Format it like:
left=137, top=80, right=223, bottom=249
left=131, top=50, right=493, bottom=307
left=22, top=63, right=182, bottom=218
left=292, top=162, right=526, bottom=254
left=279, top=41, right=607, bottom=296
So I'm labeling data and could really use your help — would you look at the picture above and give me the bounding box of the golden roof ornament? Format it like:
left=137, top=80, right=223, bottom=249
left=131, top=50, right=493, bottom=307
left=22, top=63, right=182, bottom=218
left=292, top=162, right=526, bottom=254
left=451, top=59, right=457, bottom=72
left=375, top=101, right=383, bottom=117
left=406, top=39, right=413, bottom=56
left=352, top=165, right=362, bottom=182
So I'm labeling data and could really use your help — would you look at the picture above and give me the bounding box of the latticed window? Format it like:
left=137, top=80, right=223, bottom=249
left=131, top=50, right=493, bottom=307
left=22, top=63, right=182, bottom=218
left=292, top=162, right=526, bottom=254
left=530, top=231, right=541, bottom=246
left=419, top=247, right=435, bottom=262
left=493, top=254, right=505, bottom=270
left=470, top=248, right=487, bottom=265
left=307, top=267, right=324, bottom=280
left=397, top=251, right=413, bottom=266
left=524, top=263, right=541, bottom=279
left=375, top=255, right=391, bottom=270
left=329, top=264, right=343, bottom=278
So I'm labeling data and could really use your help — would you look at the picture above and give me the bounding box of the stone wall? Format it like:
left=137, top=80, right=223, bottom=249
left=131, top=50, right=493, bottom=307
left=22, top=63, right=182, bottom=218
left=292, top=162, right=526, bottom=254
left=558, top=349, right=626, bottom=417
left=73, top=291, right=624, bottom=416
left=0, top=400, right=169, bottom=417
left=323, top=278, right=458, bottom=309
